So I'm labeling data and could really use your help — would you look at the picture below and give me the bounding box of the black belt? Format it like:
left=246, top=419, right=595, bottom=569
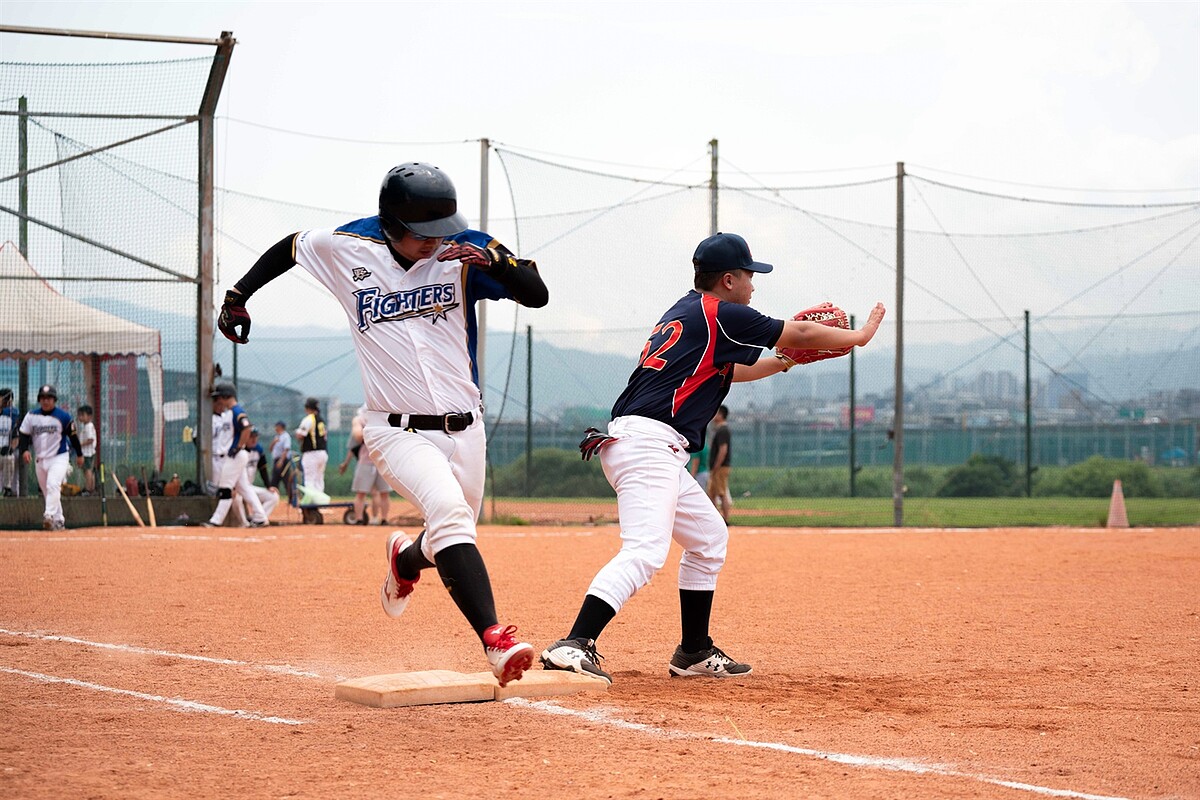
left=387, top=411, right=474, bottom=433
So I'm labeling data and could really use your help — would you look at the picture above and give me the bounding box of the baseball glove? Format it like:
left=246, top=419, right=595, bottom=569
left=776, top=302, right=852, bottom=369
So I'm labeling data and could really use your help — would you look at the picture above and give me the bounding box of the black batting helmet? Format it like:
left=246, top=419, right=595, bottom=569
left=378, top=162, right=468, bottom=240
left=210, top=383, right=236, bottom=399
left=0, top=387, right=11, bottom=404
left=37, top=384, right=57, bottom=400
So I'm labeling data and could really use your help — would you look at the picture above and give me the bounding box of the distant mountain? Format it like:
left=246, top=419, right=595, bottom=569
left=71, top=294, right=1200, bottom=414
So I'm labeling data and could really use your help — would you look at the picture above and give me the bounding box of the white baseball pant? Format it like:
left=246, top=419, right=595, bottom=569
left=208, top=450, right=267, bottom=525
left=247, top=486, right=279, bottom=520
left=36, top=451, right=71, bottom=526
left=0, top=453, right=16, bottom=495
left=362, top=410, right=484, bottom=562
left=300, top=450, right=328, bottom=493
left=590, top=415, right=728, bottom=613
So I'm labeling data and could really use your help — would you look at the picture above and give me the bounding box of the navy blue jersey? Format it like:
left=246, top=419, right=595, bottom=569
left=611, top=291, right=784, bottom=451
left=228, top=403, right=253, bottom=457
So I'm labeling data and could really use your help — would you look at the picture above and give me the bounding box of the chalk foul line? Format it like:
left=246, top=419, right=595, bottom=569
left=0, top=628, right=333, bottom=680
left=0, top=665, right=306, bottom=725
left=506, top=699, right=1131, bottom=800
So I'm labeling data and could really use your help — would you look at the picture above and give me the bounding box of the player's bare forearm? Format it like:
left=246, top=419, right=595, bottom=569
left=733, top=354, right=790, bottom=382
left=777, top=302, right=886, bottom=350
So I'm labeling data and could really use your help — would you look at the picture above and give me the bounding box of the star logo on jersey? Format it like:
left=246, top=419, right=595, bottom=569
left=351, top=267, right=372, bottom=282
left=352, top=284, right=460, bottom=332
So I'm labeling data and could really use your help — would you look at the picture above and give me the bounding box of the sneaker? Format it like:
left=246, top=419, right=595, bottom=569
left=541, top=637, right=612, bottom=684
left=201, top=521, right=218, bottom=528
left=51, top=520, right=66, bottom=532
left=42, top=517, right=53, bottom=531
left=483, top=624, right=534, bottom=688
left=668, top=642, right=752, bottom=678
left=380, top=531, right=420, bottom=618
left=247, top=519, right=269, bottom=528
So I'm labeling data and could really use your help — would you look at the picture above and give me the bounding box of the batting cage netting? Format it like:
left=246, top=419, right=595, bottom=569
left=1, top=38, right=1197, bottom=522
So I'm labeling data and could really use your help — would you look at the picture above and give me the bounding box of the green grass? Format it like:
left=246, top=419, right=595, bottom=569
left=484, top=495, right=1200, bottom=527
left=729, top=496, right=1200, bottom=527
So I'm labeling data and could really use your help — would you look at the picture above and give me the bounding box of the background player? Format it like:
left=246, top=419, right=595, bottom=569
left=541, top=232, right=885, bottom=683
left=295, top=397, right=328, bottom=495
left=339, top=405, right=391, bottom=525
left=215, top=162, right=549, bottom=686
left=18, top=384, right=83, bottom=531
left=243, top=427, right=279, bottom=523
left=203, top=384, right=269, bottom=528
left=0, top=388, right=19, bottom=496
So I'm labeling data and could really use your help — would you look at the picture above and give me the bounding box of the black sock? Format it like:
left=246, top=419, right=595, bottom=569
left=567, top=594, right=617, bottom=643
left=395, top=530, right=435, bottom=579
left=679, top=589, right=714, bottom=653
left=434, top=543, right=498, bottom=638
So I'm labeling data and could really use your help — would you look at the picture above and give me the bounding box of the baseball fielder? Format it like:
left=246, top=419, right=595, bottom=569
left=541, top=233, right=885, bottom=684
left=17, top=384, right=83, bottom=531
left=203, top=384, right=269, bottom=528
left=215, top=162, right=549, bottom=686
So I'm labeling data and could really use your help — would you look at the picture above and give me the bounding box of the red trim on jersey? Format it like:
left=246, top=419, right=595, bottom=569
left=671, top=294, right=721, bottom=415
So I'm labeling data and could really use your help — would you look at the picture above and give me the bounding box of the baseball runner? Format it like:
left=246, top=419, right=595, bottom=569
left=541, top=232, right=885, bottom=684
left=295, top=397, right=328, bottom=494
left=243, top=427, right=280, bottom=522
left=203, top=384, right=269, bottom=528
left=0, top=387, right=19, bottom=496
left=215, top=162, right=549, bottom=686
left=17, top=384, right=84, bottom=531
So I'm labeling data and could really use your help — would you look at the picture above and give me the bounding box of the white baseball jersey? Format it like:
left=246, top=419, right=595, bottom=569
left=294, top=221, right=518, bottom=414
left=212, top=409, right=235, bottom=455
left=19, top=407, right=77, bottom=461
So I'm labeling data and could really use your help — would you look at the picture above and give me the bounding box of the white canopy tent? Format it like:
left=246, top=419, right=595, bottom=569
left=0, top=241, right=164, bottom=468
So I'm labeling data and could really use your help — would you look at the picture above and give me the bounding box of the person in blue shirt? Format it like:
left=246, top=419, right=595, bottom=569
left=0, top=387, right=20, bottom=497
left=541, top=233, right=885, bottom=684
left=18, top=384, right=83, bottom=531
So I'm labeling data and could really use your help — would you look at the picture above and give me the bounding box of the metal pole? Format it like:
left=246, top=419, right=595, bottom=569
left=477, top=139, right=490, bottom=407
left=849, top=313, right=857, bottom=497
left=1025, top=309, right=1033, bottom=497
left=525, top=325, right=533, bottom=497
left=708, top=139, right=719, bottom=235
left=892, top=162, right=905, bottom=526
left=197, top=32, right=236, bottom=485
left=17, top=96, right=28, bottom=497
left=17, top=97, right=28, bottom=257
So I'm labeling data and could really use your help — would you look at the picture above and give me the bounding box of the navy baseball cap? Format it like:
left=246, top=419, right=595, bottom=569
left=692, top=232, right=773, bottom=274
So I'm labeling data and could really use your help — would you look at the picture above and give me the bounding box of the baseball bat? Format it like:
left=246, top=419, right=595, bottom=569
left=111, top=469, right=146, bottom=528
left=141, top=467, right=158, bottom=528
left=99, top=464, right=108, bottom=527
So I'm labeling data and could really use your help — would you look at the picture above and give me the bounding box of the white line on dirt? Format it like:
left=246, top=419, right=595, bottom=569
left=0, top=628, right=333, bottom=680
left=0, top=531, right=372, bottom=543
left=0, top=665, right=307, bottom=725
left=506, top=699, right=1131, bottom=800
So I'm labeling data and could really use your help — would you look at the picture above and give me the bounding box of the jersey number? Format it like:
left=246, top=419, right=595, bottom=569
left=638, top=320, right=683, bottom=371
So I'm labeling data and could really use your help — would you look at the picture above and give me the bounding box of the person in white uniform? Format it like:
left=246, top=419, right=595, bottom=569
left=215, top=162, right=549, bottom=687
left=242, top=427, right=279, bottom=523
left=18, top=384, right=83, bottom=531
left=203, top=384, right=269, bottom=528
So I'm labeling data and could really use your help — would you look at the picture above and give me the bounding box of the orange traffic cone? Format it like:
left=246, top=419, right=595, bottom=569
left=1106, top=479, right=1129, bottom=528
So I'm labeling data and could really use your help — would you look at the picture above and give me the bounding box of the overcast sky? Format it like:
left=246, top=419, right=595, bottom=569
left=2, top=1, right=1198, bottom=342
